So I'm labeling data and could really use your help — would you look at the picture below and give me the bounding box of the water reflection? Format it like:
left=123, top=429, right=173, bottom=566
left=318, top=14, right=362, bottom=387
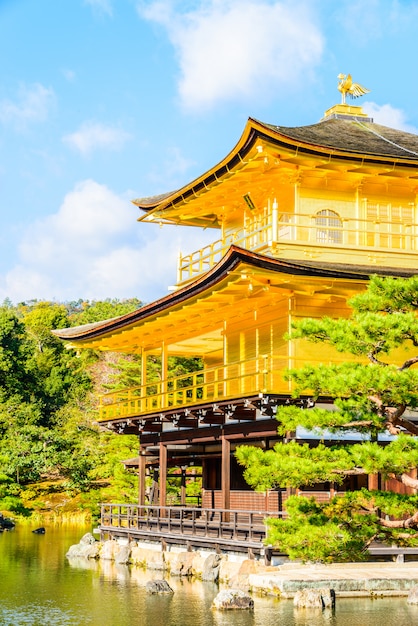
left=0, top=526, right=417, bottom=625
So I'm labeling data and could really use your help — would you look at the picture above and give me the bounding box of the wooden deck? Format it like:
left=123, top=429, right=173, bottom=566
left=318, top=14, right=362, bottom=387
left=100, top=504, right=280, bottom=554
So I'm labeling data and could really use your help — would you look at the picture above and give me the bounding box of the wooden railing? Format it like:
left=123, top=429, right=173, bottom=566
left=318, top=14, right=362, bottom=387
left=178, top=207, right=418, bottom=282
left=100, top=503, right=279, bottom=547
left=98, top=355, right=290, bottom=421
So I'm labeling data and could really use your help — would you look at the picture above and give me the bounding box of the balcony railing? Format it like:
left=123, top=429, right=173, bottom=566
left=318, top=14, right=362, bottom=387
left=178, top=206, right=418, bottom=283
left=98, top=354, right=359, bottom=422
left=99, top=355, right=291, bottom=421
left=100, top=503, right=277, bottom=548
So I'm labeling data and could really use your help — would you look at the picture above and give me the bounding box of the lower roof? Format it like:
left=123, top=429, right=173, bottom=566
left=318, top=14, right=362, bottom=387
left=53, top=246, right=417, bottom=352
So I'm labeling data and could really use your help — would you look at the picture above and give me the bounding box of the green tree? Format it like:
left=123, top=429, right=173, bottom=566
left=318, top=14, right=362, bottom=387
left=69, top=298, right=142, bottom=325
left=236, top=275, right=418, bottom=561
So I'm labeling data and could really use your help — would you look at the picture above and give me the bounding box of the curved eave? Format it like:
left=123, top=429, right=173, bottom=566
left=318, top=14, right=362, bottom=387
left=53, top=245, right=416, bottom=348
left=133, top=116, right=418, bottom=221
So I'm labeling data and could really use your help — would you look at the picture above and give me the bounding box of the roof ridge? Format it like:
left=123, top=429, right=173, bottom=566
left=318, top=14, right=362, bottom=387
left=356, top=120, right=418, bottom=157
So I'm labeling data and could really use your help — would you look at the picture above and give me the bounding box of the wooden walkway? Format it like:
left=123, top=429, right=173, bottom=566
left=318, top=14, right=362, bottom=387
left=100, top=504, right=280, bottom=554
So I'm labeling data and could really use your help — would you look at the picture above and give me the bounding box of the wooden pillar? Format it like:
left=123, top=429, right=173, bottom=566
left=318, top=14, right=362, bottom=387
left=159, top=442, right=167, bottom=514
left=180, top=467, right=186, bottom=506
left=221, top=435, right=230, bottom=521
left=138, top=448, right=146, bottom=507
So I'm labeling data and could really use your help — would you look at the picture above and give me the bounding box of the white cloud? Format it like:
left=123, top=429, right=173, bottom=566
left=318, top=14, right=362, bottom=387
left=138, top=0, right=323, bottom=111
left=0, top=83, right=55, bottom=129
left=62, top=68, right=76, bottom=82
left=363, top=102, right=418, bottom=134
left=147, top=146, right=196, bottom=187
left=63, top=122, right=132, bottom=155
left=84, top=0, right=113, bottom=17
left=0, top=180, right=214, bottom=303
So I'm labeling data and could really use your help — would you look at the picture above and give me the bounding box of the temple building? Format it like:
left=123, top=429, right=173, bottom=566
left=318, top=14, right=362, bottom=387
left=54, top=85, right=418, bottom=523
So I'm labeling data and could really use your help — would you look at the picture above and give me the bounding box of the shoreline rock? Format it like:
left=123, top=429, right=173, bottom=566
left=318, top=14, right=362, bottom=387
left=66, top=535, right=418, bottom=599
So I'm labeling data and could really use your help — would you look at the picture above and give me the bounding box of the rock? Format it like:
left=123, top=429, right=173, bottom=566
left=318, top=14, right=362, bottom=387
left=115, top=545, right=131, bottom=564
left=80, top=533, right=96, bottom=545
left=407, top=585, right=418, bottom=604
left=212, top=589, right=254, bottom=610
left=66, top=542, right=100, bottom=559
left=0, top=515, right=15, bottom=530
left=170, top=551, right=196, bottom=577
left=100, top=539, right=118, bottom=561
left=66, top=533, right=100, bottom=559
left=32, top=527, right=45, bottom=534
left=294, top=587, right=336, bottom=609
left=201, top=553, right=222, bottom=582
left=145, top=579, right=174, bottom=594
left=145, top=551, right=166, bottom=571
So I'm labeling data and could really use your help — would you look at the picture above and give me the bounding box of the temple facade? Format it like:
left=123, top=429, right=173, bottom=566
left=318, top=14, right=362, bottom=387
left=55, top=98, right=418, bottom=517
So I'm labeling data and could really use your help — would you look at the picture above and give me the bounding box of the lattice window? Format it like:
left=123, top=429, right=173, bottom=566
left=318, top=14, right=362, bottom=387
left=365, top=203, right=415, bottom=249
left=314, top=209, right=343, bottom=244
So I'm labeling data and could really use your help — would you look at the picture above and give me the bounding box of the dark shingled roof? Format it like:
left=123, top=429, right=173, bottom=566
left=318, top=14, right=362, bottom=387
left=53, top=246, right=418, bottom=343
left=264, top=117, right=418, bottom=160
left=133, top=115, right=418, bottom=211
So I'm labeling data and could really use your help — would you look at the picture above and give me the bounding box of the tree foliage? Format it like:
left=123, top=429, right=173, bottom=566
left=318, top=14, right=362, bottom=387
left=236, top=276, right=418, bottom=561
left=0, top=298, right=143, bottom=515
left=0, top=296, right=202, bottom=517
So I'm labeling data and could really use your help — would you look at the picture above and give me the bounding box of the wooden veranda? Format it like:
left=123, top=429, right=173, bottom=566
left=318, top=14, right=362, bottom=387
left=99, top=504, right=281, bottom=556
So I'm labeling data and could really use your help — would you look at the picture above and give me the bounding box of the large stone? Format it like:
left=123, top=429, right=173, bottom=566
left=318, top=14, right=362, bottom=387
left=100, top=540, right=118, bottom=561
left=201, top=553, right=222, bottom=582
left=212, top=589, right=254, bottom=610
left=115, top=545, right=131, bottom=564
left=145, top=579, right=174, bottom=594
left=66, top=533, right=100, bottom=559
left=145, top=551, right=166, bottom=571
left=294, top=587, right=336, bottom=609
left=218, top=558, right=241, bottom=584
left=170, top=551, right=196, bottom=577
left=407, top=585, right=418, bottom=604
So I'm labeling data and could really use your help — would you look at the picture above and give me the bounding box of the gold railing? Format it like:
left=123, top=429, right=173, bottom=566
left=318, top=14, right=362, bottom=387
left=178, top=208, right=418, bottom=282
left=98, top=355, right=291, bottom=421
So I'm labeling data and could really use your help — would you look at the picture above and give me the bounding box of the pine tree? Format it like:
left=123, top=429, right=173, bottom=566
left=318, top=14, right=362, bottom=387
left=236, top=275, right=418, bottom=561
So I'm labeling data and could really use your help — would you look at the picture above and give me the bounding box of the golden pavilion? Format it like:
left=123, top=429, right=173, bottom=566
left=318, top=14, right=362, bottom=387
left=55, top=81, right=418, bottom=544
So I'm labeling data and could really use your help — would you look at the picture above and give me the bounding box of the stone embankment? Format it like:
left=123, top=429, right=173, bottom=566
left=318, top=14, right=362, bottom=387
left=67, top=533, right=418, bottom=598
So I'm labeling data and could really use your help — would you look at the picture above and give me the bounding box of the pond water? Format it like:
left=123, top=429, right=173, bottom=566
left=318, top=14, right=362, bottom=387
left=0, top=524, right=417, bottom=626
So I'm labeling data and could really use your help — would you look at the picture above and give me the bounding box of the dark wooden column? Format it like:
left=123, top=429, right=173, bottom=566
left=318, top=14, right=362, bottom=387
left=159, top=442, right=167, bottom=514
left=221, top=434, right=230, bottom=521
left=180, top=466, right=186, bottom=506
left=138, top=448, right=146, bottom=506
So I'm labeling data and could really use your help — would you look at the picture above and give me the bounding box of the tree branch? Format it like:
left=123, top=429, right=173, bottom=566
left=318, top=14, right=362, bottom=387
left=388, top=472, right=418, bottom=490
left=399, top=355, right=418, bottom=370
left=331, top=467, right=365, bottom=476
left=378, top=510, right=418, bottom=529
left=339, top=420, right=374, bottom=429
left=367, top=341, right=388, bottom=366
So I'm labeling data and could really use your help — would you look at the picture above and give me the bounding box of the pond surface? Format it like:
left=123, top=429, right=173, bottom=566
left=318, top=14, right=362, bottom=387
left=0, top=524, right=417, bottom=625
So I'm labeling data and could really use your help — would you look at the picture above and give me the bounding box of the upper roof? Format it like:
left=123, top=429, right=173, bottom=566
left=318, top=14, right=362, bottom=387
left=263, top=118, right=418, bottom=160
left=133, top=112, right=418, bottom=217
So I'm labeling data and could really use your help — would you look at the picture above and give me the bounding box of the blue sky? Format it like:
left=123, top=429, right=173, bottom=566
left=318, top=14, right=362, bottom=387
left=1, top=0, right=418, bottom=304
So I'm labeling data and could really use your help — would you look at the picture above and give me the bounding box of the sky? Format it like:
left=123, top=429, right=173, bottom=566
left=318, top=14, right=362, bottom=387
left=1, top=0, right=418, bottom=305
